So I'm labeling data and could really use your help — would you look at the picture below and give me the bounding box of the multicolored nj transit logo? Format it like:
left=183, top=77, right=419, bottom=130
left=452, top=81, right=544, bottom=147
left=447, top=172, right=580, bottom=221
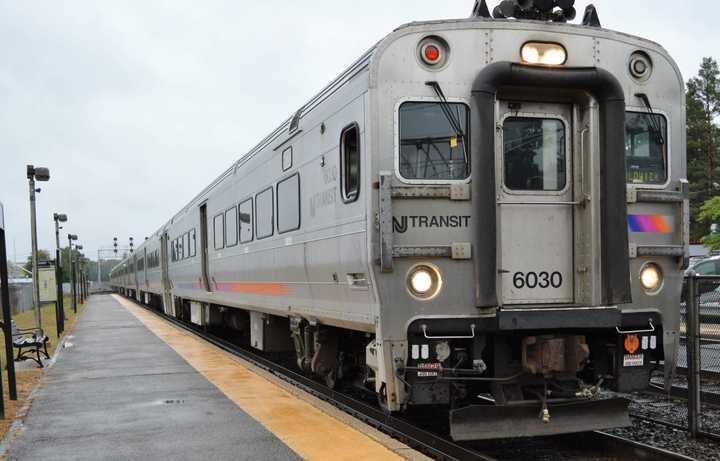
left=627, top=214, right=672, bottom=233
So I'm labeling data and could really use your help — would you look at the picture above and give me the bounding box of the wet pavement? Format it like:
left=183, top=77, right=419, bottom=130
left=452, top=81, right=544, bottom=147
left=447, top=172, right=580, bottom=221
left=4, top=295, right=300, bottom=461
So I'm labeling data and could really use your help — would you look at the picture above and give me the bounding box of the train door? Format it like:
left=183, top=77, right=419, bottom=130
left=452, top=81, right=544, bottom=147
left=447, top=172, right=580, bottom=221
left=143, top=248, right=148, bottom=290
left=199, top=203, right=211, bottom=291
left=132, top=253, right=139, bottom=300
left=160, top=232, right=173, bottom=315
left=496, top=101, right=575, bottom=305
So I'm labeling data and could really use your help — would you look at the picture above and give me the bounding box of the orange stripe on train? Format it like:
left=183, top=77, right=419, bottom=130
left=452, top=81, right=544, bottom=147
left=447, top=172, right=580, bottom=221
left=215, top=282, right=290, bottom=296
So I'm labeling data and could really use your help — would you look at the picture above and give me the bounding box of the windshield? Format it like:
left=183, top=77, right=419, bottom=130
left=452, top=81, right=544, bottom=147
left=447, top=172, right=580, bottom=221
left=399, top=102, right=470, bottom=180
left=625, top=112, right=667, bottom=184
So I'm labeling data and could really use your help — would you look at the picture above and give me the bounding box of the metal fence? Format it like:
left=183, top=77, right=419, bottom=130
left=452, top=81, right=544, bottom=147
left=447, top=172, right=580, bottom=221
left=634, top=275, right=720, bottom=440
left=687, top=275, right=720, bottom=439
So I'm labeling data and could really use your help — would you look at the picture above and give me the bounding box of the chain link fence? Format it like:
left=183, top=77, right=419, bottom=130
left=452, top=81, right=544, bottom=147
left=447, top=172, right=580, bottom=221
left=625, top=275, right=720, bottom=440
left=693, top=276, right=720, bottom=438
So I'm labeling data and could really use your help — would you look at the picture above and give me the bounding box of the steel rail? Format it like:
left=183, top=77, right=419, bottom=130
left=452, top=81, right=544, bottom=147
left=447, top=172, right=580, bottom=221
left=590, top=431, right=696, bottom=461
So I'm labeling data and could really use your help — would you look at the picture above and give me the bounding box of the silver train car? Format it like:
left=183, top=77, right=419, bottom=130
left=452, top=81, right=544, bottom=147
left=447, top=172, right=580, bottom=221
left=111, top=1, right=687, bottom=440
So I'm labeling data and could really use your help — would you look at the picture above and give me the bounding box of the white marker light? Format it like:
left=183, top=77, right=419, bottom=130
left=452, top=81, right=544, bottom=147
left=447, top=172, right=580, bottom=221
left=411, top=270, right=433, bottom=294
left=640, top=263, right=663, bottom=292
left=407, top=264, right=442, bottom=300
left=521, top=42, right=567, bottom=66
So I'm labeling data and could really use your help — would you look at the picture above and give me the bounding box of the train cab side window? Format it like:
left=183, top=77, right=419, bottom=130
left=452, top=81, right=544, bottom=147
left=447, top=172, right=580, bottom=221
left=282, top=146, right=293, bottom=172
left=340, top=124, right=360, bottom=202
left=255, top=187, right=274, bottom=239
left=399, top=102, right=470, bottom=181
left=213, top=213, right=225, bottom=250
left=625, top=112, right=667, bottom=185
left=503, top=117, right=566, bottom=191
left=277, top=173, right=301, bottom=233
left=239, top=198, right=254, bottom=243
left=225, top=206, right=238, bottom=247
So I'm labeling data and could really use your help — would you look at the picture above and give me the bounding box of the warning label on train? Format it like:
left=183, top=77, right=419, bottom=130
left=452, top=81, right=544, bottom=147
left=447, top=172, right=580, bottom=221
left=416, top=362, right=443, bottom=377
left=623, top=354, right=644, bottom=367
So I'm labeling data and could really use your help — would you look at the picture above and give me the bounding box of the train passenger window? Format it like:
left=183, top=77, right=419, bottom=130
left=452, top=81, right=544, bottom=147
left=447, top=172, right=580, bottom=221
left=239, top=199, right=254, bottom=243
left=340, top=124, right=360, bottom=201
left=171, top=240, right=177, bottom=262
left=277, top=173, right=301, bottom=233
left=189, top=229, right=197, bottom=257
left=180, top=235, right=185, bottom=260
left=399, top=102, right=470, bottom=181
left=225, top=207, right=238, bottom=247
left=213, top=214, right=225, bottom=250
left=503, top=117, right=566, bottom=191
left=184, top=232, right=190, bottom=259
left=625, top=112, right=667, bottom=184
left=255, top=187, right=274, bottom=239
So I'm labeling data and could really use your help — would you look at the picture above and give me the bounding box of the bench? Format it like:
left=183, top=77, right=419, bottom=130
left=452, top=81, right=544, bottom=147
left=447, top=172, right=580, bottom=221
left=11, top=321, right=50, bottom=367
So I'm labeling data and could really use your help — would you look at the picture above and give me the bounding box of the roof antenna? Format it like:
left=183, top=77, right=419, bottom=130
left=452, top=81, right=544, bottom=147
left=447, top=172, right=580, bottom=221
left=471, top=0, right=491, bottom=18
left=582, top=4, right=602, bottom=27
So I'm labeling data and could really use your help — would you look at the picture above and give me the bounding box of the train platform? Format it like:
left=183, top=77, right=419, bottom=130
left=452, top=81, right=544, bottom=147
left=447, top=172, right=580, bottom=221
left=3, top=294, right=422, bottom=461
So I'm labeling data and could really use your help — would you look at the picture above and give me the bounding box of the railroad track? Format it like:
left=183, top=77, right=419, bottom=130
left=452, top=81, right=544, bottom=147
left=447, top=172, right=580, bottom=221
left=128, top=297, right=694, bottom=461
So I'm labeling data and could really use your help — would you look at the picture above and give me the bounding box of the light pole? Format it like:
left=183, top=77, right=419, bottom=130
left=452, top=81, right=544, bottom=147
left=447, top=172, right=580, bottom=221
left=77, top=245, right=84, bottom=304
left=53, top=213, right=67, bottom=335
left=27, top=165, right=50, bottom=334
left=68, top=234, right=78, bottom=313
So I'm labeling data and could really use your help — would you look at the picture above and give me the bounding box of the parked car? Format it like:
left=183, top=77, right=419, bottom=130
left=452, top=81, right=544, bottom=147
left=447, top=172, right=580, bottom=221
left=681, top=285, right=720, bottom=325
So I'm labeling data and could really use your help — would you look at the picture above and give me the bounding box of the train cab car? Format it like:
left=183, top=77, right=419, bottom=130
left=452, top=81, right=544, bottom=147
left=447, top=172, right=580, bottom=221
left=112, top=0, right=687, bottom=441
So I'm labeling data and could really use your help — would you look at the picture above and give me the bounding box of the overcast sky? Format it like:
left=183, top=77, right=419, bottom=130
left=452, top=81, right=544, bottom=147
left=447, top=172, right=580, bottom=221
left=1, top=0, right=718, bottom=263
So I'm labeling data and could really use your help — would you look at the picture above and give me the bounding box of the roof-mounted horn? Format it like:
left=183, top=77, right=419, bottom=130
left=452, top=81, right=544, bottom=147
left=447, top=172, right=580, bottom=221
left=471, top=0, right=587, bottom=24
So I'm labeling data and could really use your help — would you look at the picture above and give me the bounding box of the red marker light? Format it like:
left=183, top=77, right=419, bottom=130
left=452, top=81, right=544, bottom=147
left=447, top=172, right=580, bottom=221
left=424, top=45, right=441, bottom=63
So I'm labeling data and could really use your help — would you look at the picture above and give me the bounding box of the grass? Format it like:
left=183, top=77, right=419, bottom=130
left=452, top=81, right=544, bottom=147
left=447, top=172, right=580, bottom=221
left=0, top=295, right=87, bottom=439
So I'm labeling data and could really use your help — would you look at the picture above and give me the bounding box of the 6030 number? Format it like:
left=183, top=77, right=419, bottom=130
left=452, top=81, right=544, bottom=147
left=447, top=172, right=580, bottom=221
left=512, top=271, right=563, bottom=289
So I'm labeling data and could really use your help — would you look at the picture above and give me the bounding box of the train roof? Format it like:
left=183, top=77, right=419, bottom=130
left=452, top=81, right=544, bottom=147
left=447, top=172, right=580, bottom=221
left=120, top=14, right=679, bottom=270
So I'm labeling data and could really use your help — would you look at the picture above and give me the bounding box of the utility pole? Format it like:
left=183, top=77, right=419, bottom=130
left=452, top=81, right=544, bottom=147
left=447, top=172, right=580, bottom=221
left=27, top=165, right=50, bottom=334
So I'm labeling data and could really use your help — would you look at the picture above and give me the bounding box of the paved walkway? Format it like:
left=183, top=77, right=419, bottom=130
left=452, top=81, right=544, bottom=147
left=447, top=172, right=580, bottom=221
left=5, top=295, right=299, bottom=461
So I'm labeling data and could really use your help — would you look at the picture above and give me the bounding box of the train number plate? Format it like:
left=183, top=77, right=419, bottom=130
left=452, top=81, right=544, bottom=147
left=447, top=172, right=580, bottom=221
left=623, top=354, right=644, bottom=367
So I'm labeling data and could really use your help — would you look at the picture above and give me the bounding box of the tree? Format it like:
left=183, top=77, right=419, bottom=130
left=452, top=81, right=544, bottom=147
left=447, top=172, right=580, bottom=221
left=699, top=196, right=720, bottom=250
left=58, top=246, right=88, bottom=284
left=686, top=57, right=720, bottom=241
left=23, top=249, right=52, bottom=273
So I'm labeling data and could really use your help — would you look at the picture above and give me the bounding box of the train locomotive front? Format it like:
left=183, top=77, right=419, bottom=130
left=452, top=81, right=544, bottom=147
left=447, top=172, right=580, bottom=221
left=366, top=3, right=686, bottom=440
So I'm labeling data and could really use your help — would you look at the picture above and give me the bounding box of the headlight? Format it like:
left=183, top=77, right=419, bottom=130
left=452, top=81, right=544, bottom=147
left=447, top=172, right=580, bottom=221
left=521, top=42, right=567, bottom=66
left=640, top=263, right=663, bottom=292
left=407, top=264, right=442, bottom=300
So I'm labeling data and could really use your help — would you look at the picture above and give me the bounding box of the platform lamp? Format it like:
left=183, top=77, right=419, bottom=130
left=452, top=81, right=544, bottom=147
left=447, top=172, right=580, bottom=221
left=68, top=234, right=78, bottom=313
left=0, top=201, right=18, bottom=404
left=53, top=213, right=67, bottom=335
left=28, top=165, right=50, bottom=334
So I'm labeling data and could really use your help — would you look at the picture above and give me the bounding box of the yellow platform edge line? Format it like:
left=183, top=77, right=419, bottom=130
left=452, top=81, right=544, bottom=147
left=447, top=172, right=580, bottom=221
left=113, top=295, right=405, bottom=461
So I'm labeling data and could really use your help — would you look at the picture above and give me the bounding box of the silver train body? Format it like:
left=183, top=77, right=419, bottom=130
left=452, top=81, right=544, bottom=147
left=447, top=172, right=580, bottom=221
left=111, top=16, right=687, bottom=440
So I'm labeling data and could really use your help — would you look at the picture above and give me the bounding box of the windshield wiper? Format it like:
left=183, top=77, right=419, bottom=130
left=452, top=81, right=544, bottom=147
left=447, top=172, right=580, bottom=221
left=635, top=93, right=665, bottom=145
left=425, top=81, right=466, bottom=142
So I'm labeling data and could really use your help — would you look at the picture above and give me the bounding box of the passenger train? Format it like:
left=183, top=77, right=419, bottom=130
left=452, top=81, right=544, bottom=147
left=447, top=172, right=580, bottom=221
left=111, top=0, right=688, bottom=440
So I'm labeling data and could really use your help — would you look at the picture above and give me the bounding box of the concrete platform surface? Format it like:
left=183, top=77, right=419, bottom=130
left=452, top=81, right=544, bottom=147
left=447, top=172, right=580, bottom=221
left=5, top=295, right=300, bottom=461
